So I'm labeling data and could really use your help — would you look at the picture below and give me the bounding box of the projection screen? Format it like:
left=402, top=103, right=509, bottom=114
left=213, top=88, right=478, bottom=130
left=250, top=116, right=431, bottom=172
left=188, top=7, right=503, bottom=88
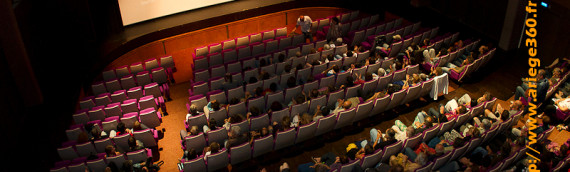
left=119, top=0, right=234, bottom=26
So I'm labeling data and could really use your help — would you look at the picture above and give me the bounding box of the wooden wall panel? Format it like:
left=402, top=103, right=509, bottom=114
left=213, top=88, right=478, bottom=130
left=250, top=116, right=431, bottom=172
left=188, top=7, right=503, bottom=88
left=163, top=25, right=227, bottom=54
left=112, top=7, right=349, bottom=83
left=108, top=41, right=165, bottom=70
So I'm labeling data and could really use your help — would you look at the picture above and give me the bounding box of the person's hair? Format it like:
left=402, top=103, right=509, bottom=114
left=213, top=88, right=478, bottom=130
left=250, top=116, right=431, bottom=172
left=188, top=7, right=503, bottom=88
left=128, top=136, right=137, bottom=150
left=346, top=75, right=354, bottom=86
left=364, top=144, right=374, bottom=155
left=339, top=155, right=349, bottom=164
left=208, top=118, right=217, bottom=129
left=229, top=97, right=239, bottom=105
left=122, top=160, right=134, bottom=172
left=284, top=64, right=292, bottom=73
left=560, top=144, right=569, bottom=157
left=253, top=87, right=262, bottom=97
left=269, top=83, right=278, bottom=92
left=395, top=61, right=403, bottom=71
left=249, top=106, right=261, bottom=117
left=388, top=165, right=404, bottom=172
left=452, top=137, right=465, bottom=148
left=346, top=50, right=353, bottom=57
left=457, top=105, right=467, bottom=114
left=500, top=110, right=509, bottom=121
left=342, top=100, right=352, bottom=110
left=425, top=116, right=433, bottom=128
left=310, top=89, right=319, bottom=98
left=106, top=161, right=119, bottom=172
left=296, top=51, right=302, bottom=57
left=296, top=63, right=303, bottom=70
left=282, top=116, right=291, bottom=130
left=105, top=145, right=116, bottom=156
left=435, top=67, right=443, bottom=76
left=287, top=76, right=296, bottom=88
left=542, top=115, right=551, bottom=126
left=364, top=72, right=373, bottom=81
left=332, top=16, right=339, bottom=24
left=378, top=68, right=386, bottom=77
left=300, top=113, right=312, bottom=126
left=412, top=74, right=420, bottom=84
left=260, top=71, right=270, bottom=80
left=406, top=126, right=415, bottom=137
left=386, top=128, right=396, bottom=140
left=270, top=101, right=283, bottom=111
left=259, top=58, right=267, bottom=67
left=230, top=126, right=241, bottom=138
left=211, top=101, right=220, bottom=111
left=249, top=76, right=258, bottom=84
left=229, top=114, right=243, bottom=124
left=225, top=73, right=233, bottom=83
left=186, top=148, right=197, bottom=160
left=327, top=54, right=334, bottom=61
left=278, top=54, right=285, bottom=62
left=210, top=142, right=220, bottom=154
left=117, top=122, right=127, bottom=133
left=310, top=48, right=317, bottom=54
left=133, top=121, right=142, bottom=131
left=190, top=126, right=199, bottom=135
left=358, top=46, right=365, bottom=53
left=91, top=127, right=102, bottom=140
left=189, top=104, right=199, bottom=116
left=332, top=65, right=340, bottom=73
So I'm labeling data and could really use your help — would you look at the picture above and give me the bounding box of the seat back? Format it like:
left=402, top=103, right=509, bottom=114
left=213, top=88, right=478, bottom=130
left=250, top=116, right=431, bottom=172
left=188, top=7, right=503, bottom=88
left=380, top=141, right=403, bottom=163
left=139, top=108, right=161, bottom=128
left=75, top=142, right=97, bottom=157
left=207, top=127, right=228, bottom=146
left=207, top=150, right=229, bottom=172
left=230, top=142, right=251, bottom=165
left=274, top=128, right=296, bottom=150
left=185, top=133, right=207, bottom=153
left=252, top=135, right=274, bottom=158
left=315, top=114, right=337, bottom=136
left=183, top=157, right=207, bottom=172
left=133, top=128, right=157, bottom=147
left=334, top=107, right=356, bottom=129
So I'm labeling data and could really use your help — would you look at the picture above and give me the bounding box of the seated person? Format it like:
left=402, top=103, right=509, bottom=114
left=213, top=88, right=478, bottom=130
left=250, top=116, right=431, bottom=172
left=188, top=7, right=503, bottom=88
left=204, top=100, right=223, bottom=119
left=322, top=64, right=343, bottom=77
left=225, top=126, right=248, bottom=149
left=331, top=97, right=361, bottom=114
left=442, top=55, right=474, bottom=74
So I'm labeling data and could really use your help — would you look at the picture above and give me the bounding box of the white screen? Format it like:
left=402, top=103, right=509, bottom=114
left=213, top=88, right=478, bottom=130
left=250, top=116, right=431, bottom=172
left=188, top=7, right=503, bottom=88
left=119, top=0, right=234, bottom=26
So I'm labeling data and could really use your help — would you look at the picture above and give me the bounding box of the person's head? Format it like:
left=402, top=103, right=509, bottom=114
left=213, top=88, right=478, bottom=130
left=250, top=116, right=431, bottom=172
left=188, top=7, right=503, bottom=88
left=364, top=144, right=374, bottom=155
left=210, top=142, right=220, bottom=154
left=346, top=75, right=354, bottom=85
left=225, top=73, right=233, bottom=83
left=422, top=38, right=430, bottom=45
left=229, top=126, right=241, bottom=138
left=358, top=46, right=365, bottom=53
left=208, top=118, right=217, bottom=129
left=254, top=87, right=263, bottom=97
left=229, top=97, right=239, bottom=105
left=338, top=155, right=349, bottom=164
left=415, top=152, right=428, bottom=166
left=364, top=72, right=373, bottom=81
left=323, top=44, right=330, bottom=50
left=122, top=160, right=134, bottom=172
left=479, top=45, right=489, bottom=54
left=295, top=51, right=302, bottom=58
left=542, top=115, right=551, bottom=126
left=392, top=35, right=401, bottom=42
left=269, top=83, right=278, bottom=92
left=128, top=136, right=137, bottom=149
left=282, top=116, right=291, bottom=129
left=332, top=16, right=339, bottom=24
left=259, top=58, right=267, bottom=67
left=425, top=116, right=433, bottom=127
left=284, top=64, right=292, bottom=73
left=457, top=105, right=467, bottom=114
left=211, top=100, right=220, bottom=111
left=117, top=122, right=127, bottom=133
left=296, top=63, right=303, bottom=70
left=346, top=50, right=353, bottom=57
left=186, top=148, right=197, bottom=160
left=287, top=76, right=296, bottom=88
left=133, top=121, right=142, bottom=131
left=412, top=74, right=420, bottom=84
left=229, top=114, right=243, bottom=124
left=295, top=94, right=305, bottom=104
left=300, top=113, right=312, bottom=126
left=327, top=54, right=334, bottom=61
left=189, top=104, right=198, bottom=116
left=395, top=61, right=403, bottom=71
left=332, top=65, right=340, bottom=73
left=249, top=106, right=261, bottom=117
left=270, top=101, right=283, bottom=111
left=434, top=67, right=443, bottom=76
left=105, top=145, right=116, bottom=156
left=249, top=76, right=258, bottom=84
left=310, top=89, right=319, bottom=98
left=406, top=126, right=415, bottom=137
left=335, top=38, right=343, bottom=46
left=537, top=69, right=546, bottom=80
left=299, top=15, right=305, bottom=21
left=310, top=48, right=317, bottom=54
left=91, top=127, right=102, bottom=140
left=560, top=144, right=569, bottom=157
left=260, top=71, right=270, bottom=80
left=278, top=53, right=285, bottom=63
left=378, top=68, right=386, bottom=77
left=342, top=100, right=352, bottom=110
left=190, top=125, right=199, bottom=135
left=77, top=131, right=89, bottom=143
left=435, top=144, right=444, bottom=155
left=500, top=110, right=509, bottom=121
left=510, top=100, right=523, bottom=111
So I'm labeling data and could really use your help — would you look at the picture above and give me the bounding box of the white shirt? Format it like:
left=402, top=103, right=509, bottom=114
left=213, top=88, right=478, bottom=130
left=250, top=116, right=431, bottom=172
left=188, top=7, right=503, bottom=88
left=297, top=16, right=312, bottom=33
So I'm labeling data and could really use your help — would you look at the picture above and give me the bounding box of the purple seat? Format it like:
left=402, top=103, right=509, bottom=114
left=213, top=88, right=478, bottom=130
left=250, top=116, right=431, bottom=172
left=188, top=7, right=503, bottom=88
left=88, top=105, right=106, bottom=121
left=94, top=93, right=112, bottom=106
left=354, top=100, right=374, bottom=123
left=208, top=52, right=223, bottom=67
left=93, top=137, right=112, bottom=153
left=249, top=114, right=269, bottom=132
left=295, top=121, right=317, bottom=144
left=110, top=90, right=127, bottom=103
left=334, top=107, right=356, bottom=129
left=139, top=107, right=162, bottom=129
left=208, top=43, right=222, bottom=55
left=86, top=158, right=106, bottom=172
left=252, top=135, right=273, bottom=158
left=206, top=149, right=229, bottom=172
left=186, top=113, right=207, bottom=132
left=380, top=140, right=403, bottom=163
left=421, top=125, right=440, bottom=143
left=72, top=110, right=90, bottom=125
left=57, top=145, right=79, bottom=160
left=431, top=152, right=452, bottom=171
left=229, top=142, right=251, bottom=165
left=126, top=148, right=153, bottom=164
left=79, top=96, right=96, bottom=110
left=139, top=95, right=157, bottom=111
left=143, top=82, right=162, bottom=98
left=327, top=90, right=346, bottom=108
left=222, top=39, right=236, bottom=51
left=134, top=128, right=158, bottom=147
left=385, top=89, right=406, bottom=110
left=315, top=113, right=337, bottom=136
left=104, top=102, right=122, bottom=118
left=120, top=74, right=137, bottom=90
left=120, top=112, right=139, bottom=128
left=183, top=133, right=207, bottom=153
left=207, top=127, right=227, bottom=146
left=127, top=86, right=143, bottom=100
left=183, top=157, right=206, bottom=172
left=151, top=67, right=168, bottom=84
left=113, top=133, right=132, bottom=152
left=91, top=81, right=107, bottom=96
left=75, top=142, right=97, bottom=157
left=120, top=99, right=138, bottom=115
left=340, top=159, right=361, bottom=172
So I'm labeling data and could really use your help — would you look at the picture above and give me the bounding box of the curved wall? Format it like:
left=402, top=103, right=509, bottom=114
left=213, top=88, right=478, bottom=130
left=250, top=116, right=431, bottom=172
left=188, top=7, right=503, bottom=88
left=103, top=7, right=350, bottom=83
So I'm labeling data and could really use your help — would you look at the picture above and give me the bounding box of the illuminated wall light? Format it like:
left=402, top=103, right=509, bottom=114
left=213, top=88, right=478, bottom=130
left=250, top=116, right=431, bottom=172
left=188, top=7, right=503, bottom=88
left=541, top=2, right=548, bottom=8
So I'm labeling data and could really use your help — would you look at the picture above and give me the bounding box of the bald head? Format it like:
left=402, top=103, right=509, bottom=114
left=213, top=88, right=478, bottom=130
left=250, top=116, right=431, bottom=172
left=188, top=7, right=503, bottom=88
left=511, top=100, right=523, bottom=111
left=435, top=144, right=444, bottom=154
left=342, top=100, right=352, bottom=110
left=299, top=15, right=305, bottom=21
